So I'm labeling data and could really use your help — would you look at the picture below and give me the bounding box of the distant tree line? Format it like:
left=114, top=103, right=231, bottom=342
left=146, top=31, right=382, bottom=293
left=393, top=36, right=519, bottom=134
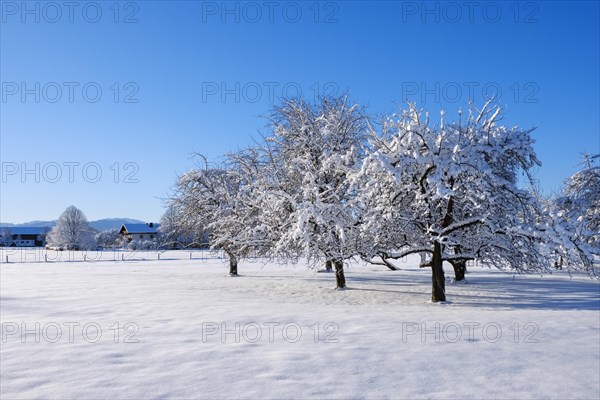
left=44, top=206, right=206, bottom=252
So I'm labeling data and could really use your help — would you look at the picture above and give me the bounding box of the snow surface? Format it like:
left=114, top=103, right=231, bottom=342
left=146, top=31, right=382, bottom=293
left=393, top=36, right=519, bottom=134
left=1, top=250, right=599, bottom=399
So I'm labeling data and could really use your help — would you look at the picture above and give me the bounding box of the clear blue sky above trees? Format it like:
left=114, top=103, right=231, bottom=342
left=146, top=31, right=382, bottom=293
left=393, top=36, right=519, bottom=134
left=1, top=1, right=598, bottom=222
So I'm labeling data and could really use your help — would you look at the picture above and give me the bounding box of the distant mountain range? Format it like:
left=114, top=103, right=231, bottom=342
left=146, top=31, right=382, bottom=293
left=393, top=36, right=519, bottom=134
left=0, top=218, right=147, bottom=232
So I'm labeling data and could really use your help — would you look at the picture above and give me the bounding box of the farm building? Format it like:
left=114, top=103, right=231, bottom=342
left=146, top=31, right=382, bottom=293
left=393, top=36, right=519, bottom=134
left=0, top=227, right=51, bottom=247
left=119, top=222, right=160, bottom=242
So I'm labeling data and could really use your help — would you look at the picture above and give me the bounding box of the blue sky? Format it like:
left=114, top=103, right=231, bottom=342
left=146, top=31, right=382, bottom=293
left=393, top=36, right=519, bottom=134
left=1, top=0, right=599, bottom=223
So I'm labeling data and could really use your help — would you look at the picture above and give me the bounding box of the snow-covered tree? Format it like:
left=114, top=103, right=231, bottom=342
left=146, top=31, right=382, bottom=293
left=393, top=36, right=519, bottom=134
left=550, top=154, right=600, bottom=271
left=47, top=206, right=96, bottom=250
left=95, top=228, right=122, bottom=249
left=171, top=155, right=263, bottom=276
left=158, top=205, right=184, bottom=246
left=0, top=228, right=10, bottom=246
left=126, top=239, right=158, bottom=250
left=355, top=101, right=568, bottom=302
left=256, top=96, right=371, bottom=288
left=158, top=204, right=206, bottom=248
left=561, top=154, right=600, bottom=248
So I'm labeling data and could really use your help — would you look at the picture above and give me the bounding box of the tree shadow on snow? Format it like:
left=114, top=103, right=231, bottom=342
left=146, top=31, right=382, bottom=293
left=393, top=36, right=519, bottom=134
left=450, top=272, right=600, bottom=311
left=305, top=268, right=600, bottom=311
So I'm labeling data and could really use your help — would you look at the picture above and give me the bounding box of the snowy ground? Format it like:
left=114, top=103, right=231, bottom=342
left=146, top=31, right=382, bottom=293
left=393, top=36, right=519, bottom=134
left=1, top=250, right=599, bottom=400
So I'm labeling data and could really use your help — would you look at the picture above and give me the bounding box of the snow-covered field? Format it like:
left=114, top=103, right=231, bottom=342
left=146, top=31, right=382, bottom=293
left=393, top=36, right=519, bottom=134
left=1, top=250, right=599, bottom=399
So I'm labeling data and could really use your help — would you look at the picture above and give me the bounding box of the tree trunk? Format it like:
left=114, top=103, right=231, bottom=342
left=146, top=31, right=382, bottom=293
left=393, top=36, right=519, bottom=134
left=334, top=260, right=346, bottom=289
left=554, top=256, right=563, bottom=270
left=451, top=260, right=467, bottom=281
left=228, top=252, right=238, bottom=276
left=451, top=245, right=467, bottom=281
left=431, top=242, right=446, bottom=302
left=325, top=260, right=333, bottom=272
